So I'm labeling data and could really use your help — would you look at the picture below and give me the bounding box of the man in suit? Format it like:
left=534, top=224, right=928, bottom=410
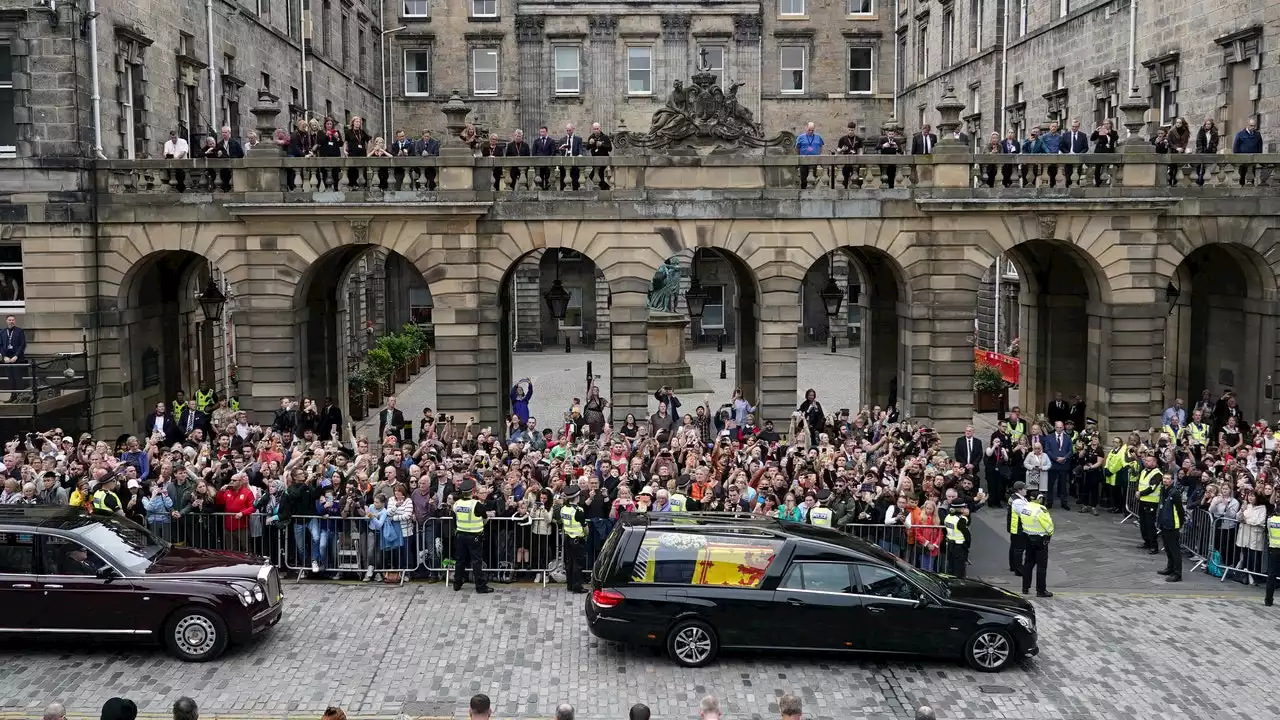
left=272, top=397, right=297, bottom=434
left=532, top=126, right=557, bottom=189
left=390, top=130, right=416, bottom=190
left=836, top=122, right=864, bottom=188
left=414, top=129, right=441, bottom=190
left=379, top=395, right=406, bottom=443
left=558, top=123, right=584, bottom=190
left=1046, top=391, right=1070, bottom=426
left=953, top=425, right=984, bottom=480
left=143, top=401, right=180, bottom=446
left=504, top=128, right=532, bottom=189
left=176, top=398, right=207, bottom=439
left=947, top=128, right=970, bottom=147
left=1068, top=393, right=1086, bottom=429
left=1, top=315, right=26, bottom=402
left=212, top=125, right=245, bottom=191
left=317, top=397, right=343, bottom=442
left=910, top=123, right=937, bottom=155
left=874, top=128, right=903, bottom=188
left=586, top=122, right=613, bottom=190
left=1000, top=130, right=1021, bottom=187
left=1043, top=420, right=1073, bottom=511
left=1059, top=118, right=1091, bottom=186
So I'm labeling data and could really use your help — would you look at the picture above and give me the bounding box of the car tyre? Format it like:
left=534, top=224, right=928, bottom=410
left=667, top=619, right=718, bottom=668
left=163, top=607, right=229, bottom=662
left=964, top=627, right=1015, bottom=672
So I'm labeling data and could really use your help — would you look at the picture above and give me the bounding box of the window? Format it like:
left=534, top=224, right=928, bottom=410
left=261, top=72, right=271, bottom=91
left=1014, top=82, right=1024, bottom=103
left=321, top=1, right=332, bottom=56
left=701, top=285, right=725, bottom=329
left=1095, top=94, right=1114, bottom=128
left=340, top=14, right=349, bottom=67
left=780, top=0, right=806, bottom=15
left=562, top=287, right=583, bottom=328
left=358, top=28, right=366, bottom=80
left=942, top=11, right=955, bottom=67
left=404, top=0, right=430, bottom=16
left=847, top=47, right=873, bottom=94
left=472, top=48, right=498, bottom=95
left=780, top=45, right=806, bottom=93
left=969, top=0, right=982, bottom=48
left=1154, top=81, right=1175, bottom=125
left=696, top=45, right=725, bottom=87
left=896, top=32, right=907, bottom=91
left=915, top=23, right=927, bottom=77
left=0, top=532, right=34, bottom=574
left=780, top=563, right=855, bottom=593
left=855, top=564, right=921, bottom=600
left=1053, top=67, right=1065, bottom=90
left=404, top=49, right=431, bottom=96
left=471, top=0, right=497, bottom=17
left=122, top=64, right=138, bottom=159
left=285, top=0, right=295, bottom=37
left=969, top=85, right=979, bottom=115
left=0, top=44, right=16, bottom=156
left=40, top=536, right=111, bottom=577
left=409, top=287, right=433, bottom=325
left=627, top=47, right=652, bottom=95
left=554, top=46, right=580, bottom=95
left=848, top=0, right=873, bottom=14
left=1058, top=0, right=1069, bottom=17
left=631, top=532, right=782, bottom=587
left=1017, top=0, right=1027, bottom=35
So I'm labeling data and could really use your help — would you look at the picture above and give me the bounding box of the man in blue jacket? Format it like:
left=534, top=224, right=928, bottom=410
left=795, top=122, right=824, bottom=189
left=1232, top=117, right=1262, bottom=185
left=1038, top=121, right=1063, bottom=187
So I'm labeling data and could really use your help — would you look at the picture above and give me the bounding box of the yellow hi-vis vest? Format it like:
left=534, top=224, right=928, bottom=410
left=196, top=389, right=215, bottom=412
left=1162, top=425, right=1184, bottom=443
left=1268, top=515, right=1280, bottom=549
left=453, top=498, right=484, bottom=533
left=172, top=399, right=187, bottom=417
left=1008, top=504, right=1022, bottom=534
left=1137, top=468, right=1162, bottom=503
left=808, top=506, right=833, bottom=528
left=229, top=397, right=241, bottom=412
left=668, top=493, right=688, bottom=512
left=944, top=514, right=965, bottom=544
left=1186, top=422, right=1209, bottom=445
left=560, top=505, right=585, bottom=539
left=91, top=489, right=116, bottom=514
left=1104, top=446, right=1128, bottom=486
left=1021, top=502, right=1055, bottom=536
left=1008, top=420, right=1026, bottom=443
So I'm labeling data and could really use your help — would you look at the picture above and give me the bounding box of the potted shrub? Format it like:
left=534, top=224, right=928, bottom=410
left=346, top=368, right=368, bottom=422
left=973, top=363, right=1010, bottom=413
left=401, top=323, right=427, bottom=373
left=366, top=345, right=395, bottom=400
left=377, top=334, right=413, bottom=384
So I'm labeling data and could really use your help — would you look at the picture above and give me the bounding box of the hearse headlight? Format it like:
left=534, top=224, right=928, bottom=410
left=229, top=581, right=256, bottom=606
left=252, top=584, right=266, bottom=603
left=1014, top=614, right=1034, bottom=633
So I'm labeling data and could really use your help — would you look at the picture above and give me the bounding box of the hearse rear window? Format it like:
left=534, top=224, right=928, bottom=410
left=630, top=531, right=782, bottom=587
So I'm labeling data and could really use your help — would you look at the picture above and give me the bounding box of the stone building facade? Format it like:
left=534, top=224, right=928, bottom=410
left=896, top=0, right=1275, bottom=148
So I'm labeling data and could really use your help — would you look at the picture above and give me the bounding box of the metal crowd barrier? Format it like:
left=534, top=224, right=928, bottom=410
left=417, top=516, right=564, bottom=587
left=842, top=522, right=951, bottom=574
left=1178, top=507, right=1214, bottom=574
left=277, top=514, right=418, bottom=583
left=1119, top=478, right=1139, bottom=526
left=1176, top=507, right=1275, bottom=584
left=146, top=511, right=278, bottom=562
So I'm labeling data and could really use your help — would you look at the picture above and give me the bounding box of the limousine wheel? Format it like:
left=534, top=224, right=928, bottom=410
left=965, top=628, right=1014, bottom=672
left=667, top=620, right=718, bottom=668
left=164, top=607, right=229, bottom=662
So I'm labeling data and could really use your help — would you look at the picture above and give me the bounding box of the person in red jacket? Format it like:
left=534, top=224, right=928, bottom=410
left=217, top=472, right=256, bottom=552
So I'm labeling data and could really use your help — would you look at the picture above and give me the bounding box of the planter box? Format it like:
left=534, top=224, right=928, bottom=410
left=348, top=393, right=367, bottom=422
left=974, top=389, right=1008, bottom=413
left=419, top=350, right=429, bottom=367
left=369, top=384, right=383, bottom=407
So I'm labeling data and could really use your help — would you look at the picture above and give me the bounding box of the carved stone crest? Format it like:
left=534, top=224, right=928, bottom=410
left=1038, top=215, right=1057, bottom=240
left=615, top=71, right=794, bottom=152
left=350, top=219, right=370, bottom=245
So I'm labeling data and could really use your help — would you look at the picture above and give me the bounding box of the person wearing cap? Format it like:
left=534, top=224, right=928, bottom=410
left=635, top=486, right=653, bottom=513
left=559, top=484, right=588, bottom=593
left=451, top=478, right=493, bottom=594
left=91, top=474, right=124, bottom=517
left=1006, top=481, right=1028, bottom=576
left=807, top=488, right=834, bottom=528
left=943, top=500, right=970, bottom=578
left=668, top=476, right=692, bottom=513
left=1018, top=490, right=1054, bottom=597
left=1265, top=502, right=1280, bottom=606
left=1155, top=471, right=1184, bottom=582
left=1135, top=452, right=1163, bottom=554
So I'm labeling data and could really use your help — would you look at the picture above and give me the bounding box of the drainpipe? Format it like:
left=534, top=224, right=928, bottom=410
left=892, top=0, right=899, bottom=118
left=1000, top=0, right=1010, bottom=133
left=1126, top=0, right=1137, bottom=93
left=300, top=0, right=309, bottom=114
left=207, top=0, right=218, bottom=134
left=88, top=0, right=105, bottom=158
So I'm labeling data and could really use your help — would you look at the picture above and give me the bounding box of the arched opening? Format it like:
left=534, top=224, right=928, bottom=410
left=846, top=247, right=908, bottom=415
left=1166, top=244, right=1274, bottom=420
left=296, top=246, right=435, bottom=437
left=1004, top=239, right=1104, bottom=426
left=117, top=250, right=225, bottom=429
left=498, top=249, right=610, bottom=436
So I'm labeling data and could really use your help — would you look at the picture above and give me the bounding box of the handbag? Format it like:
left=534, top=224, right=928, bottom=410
left=380, top=514, right=404, bottom=549
left=1207, top=549, right=1224, bottom=577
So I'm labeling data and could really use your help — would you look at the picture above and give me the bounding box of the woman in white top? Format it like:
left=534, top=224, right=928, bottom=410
left=1207, top=483, right=1240, bottom=569
left=1023, top=443, right=1051, bottom=490
left=1234, top=488, right=1267, bottom=584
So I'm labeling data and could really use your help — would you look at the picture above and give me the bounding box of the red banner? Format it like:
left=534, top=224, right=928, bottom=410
left=975, top=349, right=1020, bottom=386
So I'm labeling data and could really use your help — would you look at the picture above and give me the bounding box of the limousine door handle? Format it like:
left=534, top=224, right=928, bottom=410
left=42, top=584, right=64, bottom=589
left=787, top=598, right=806, bottom=607
left=867, top=606, right=885, bottom=614
left=10, top=583, right=32, bottom=589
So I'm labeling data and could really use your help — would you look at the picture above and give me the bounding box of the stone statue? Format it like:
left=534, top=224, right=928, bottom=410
left=648, top=257, right=682, bottom=313
left=616, top=71, right=794, bottom=151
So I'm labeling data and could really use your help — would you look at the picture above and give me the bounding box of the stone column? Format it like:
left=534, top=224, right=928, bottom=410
left=433, top=290, right=486, bottom=427
left=237, top=307, right=300, bottom=423
left=758, top=276, right=800, bottom=426
left=608, top=279, right=650, bottom=425
left=906, top=256, right=984, bottom=439
left=248, top=90, right=283, bottom=192
left=515, top=16, right=546, bottom=134
left=661, top=15, right=691, bottom=105
left=1118, top=90, right=1157, bottom=186
left=513, top=253, right=544, bottom=351
left=732, top=15, right=763, bottom=120
left=1103, top=299, right=1166, bottom=435
left=589, top=16, right=618, bottom=128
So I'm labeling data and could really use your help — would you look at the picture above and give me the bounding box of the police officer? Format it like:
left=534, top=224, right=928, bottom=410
left=1019, top=490, right=1054, bottom=597
left=1135, top=452, right=1162, bottom=554
left=669, top=477, right=691, bottom=513
left=452, top=479, right=493, bottom=594
left=807, top=489, right=834, bottom=528
left=560, top=484, right=588, bottom=593
left=1265, top=507, right=1280, bottom=607
left=91, top=474, right=124, bottom=517
left=944, top=501, right=970, bottom=578
left=195, top=385, right=216, bottom=413
left=1155, top=472, right=1184, bottom=582
left=1007, top=481, right=1028, bottom=576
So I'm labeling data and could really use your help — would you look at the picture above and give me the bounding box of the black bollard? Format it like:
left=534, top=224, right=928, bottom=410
left=830, top=334, right=837, bottom=353
left=586, top=360, right=593, bottom=386
left=716, top=333, right=725, bottom=353
left=565, top=336, right=571, bottom=353
left=720, top=359, right=727, bottom=380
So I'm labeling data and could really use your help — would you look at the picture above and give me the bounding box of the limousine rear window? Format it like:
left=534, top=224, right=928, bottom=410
left=630, top=531, right=782, bottom=588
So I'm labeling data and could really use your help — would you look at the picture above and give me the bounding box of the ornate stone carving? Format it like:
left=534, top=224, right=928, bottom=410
left=615, top=71, right=794, bottom=151
left=350, top=219, right=370, bottom=245
left=661, top=14, right=691, bottom=38
left=1038, top=215, right=1057, bottom=240
left=514, top=15, right=544, bottom=43
left=588, top=15, right=618, bottom=39
left=732, top=14, right=762, bottom=42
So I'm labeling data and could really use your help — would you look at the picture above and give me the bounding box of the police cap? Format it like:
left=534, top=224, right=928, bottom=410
left=1012, top=481, right=1026, bottom=492
left=816, top=488, right=832, bottom=502
left=564, top=484, right=582, bottom=501
left=458, top=478, right=476, bottom=494
left=950, top=500, right=969, bottom=511
left=676, top=475, right=692, bottom=491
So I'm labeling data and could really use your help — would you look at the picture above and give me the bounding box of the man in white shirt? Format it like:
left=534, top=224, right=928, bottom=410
left=163, top=130, right=190, bottom=192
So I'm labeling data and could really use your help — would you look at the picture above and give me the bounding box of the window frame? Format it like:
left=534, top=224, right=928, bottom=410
left=779, top=561, right=856, bottom=594
left=847, top=0, right=874, bottom=15
left=122, top=64, right=137, bottom=160
left=409, top=286, right=433, bottom=326
left=779, top=45, right=807, bottom=95
left=626, top=46, right=653, bottom=96
left=471, top=47, right=499, bottom=96
left=0, top=531, right=35, bottom=575
left=696, top=44, right=726, bottom=88
left=471, top=0, right=498, bottom=18
left=403, top=48, right=432, bottom=97
left=915, top=22, right=928, bottom=78
left=851, top=563, right=924, bottom=601
left=942, top=11, right=955, bottom=67
left=1017, top=0, right=1027, bottom=35
left=846, top=46, right=874, bottom=95
left=1156, top=82, right=1175, bottom=125
left=553, top=45, right=581, bottom=96
left=969, top=0, right=982, bottom=49
left=780, top=0, right=807, bottom=16
left=701, top=285, right=726, bottom=329
left=562, top=286, right=584, bottom=329
left=403, top=0, right=430, bottom=17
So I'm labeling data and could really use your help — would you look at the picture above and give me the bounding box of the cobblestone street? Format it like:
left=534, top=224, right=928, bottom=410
left=0, top=580, right=1273, bottom=720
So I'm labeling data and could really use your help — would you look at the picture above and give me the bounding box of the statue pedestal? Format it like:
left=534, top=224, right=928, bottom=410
left=647, top=312, right=694, bottom=392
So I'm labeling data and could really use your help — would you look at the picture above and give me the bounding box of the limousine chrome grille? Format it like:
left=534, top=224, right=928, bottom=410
left=263, top=566, right=283, bottom=607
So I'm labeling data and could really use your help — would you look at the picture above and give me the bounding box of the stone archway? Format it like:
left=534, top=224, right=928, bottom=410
left=845, top=247, right=909, bottom=415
